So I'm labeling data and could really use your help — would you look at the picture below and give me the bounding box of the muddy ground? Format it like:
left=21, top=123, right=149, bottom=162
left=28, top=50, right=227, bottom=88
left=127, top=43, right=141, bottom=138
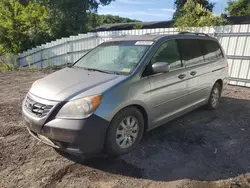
left=1, top=70, right=250, bottom=188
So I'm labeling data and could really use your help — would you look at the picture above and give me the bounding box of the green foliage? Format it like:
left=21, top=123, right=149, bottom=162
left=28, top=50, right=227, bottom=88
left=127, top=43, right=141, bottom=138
left=174, top=0, right=229, bottom=30
left=226, top=0, right=250, bottom=16
left=37, top=0, right=115, bottom=37
left=0, top=54, right=18, bottom=71
left=173, top=0, right=215, bottom=19
left=133, top=22, right=143, bottom=30
left=0, top=0, right=140, bottom=54
left=0, top=0, right=51, bottom=54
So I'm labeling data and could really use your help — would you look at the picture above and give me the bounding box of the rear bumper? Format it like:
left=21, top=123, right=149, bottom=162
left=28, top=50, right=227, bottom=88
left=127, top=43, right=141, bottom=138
left=24, top=114, right=110, bottom=155
left=223, top=78, right=229, bottom=91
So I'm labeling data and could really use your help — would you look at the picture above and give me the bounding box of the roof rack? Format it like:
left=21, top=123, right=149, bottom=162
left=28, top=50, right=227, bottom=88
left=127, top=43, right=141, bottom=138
left=144, top=32, right=175, bottom=35
left=144, top=31, right=210, bottom=37
left=178, top=31, right=209, bottom=36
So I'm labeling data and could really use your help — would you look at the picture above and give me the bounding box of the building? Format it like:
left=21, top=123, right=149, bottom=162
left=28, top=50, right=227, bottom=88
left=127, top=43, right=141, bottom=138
left=91, top=16, right=250, bottom=32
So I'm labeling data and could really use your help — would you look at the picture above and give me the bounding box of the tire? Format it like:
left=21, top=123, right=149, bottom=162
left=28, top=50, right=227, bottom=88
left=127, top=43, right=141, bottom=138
left=206, top=82, right=222, bottom=110
left=105, top=107, right=144, bottom=156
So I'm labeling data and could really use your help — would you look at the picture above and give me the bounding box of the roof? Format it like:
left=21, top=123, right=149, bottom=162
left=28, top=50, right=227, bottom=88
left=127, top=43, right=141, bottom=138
left=92, top=16, right=250, bottom=32
left=106, top=32, right=213, bottom=42
left=91, top=20, right=174, bottom=32
left=107, top=35, right=162, bottom=42
left=227, top=16, right=250, bottom=25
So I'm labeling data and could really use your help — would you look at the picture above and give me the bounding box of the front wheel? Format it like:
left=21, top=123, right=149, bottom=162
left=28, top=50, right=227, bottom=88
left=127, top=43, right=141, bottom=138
left=105, top=107, right=144, bottom=156
left=206, top=82, right=222, bottom=110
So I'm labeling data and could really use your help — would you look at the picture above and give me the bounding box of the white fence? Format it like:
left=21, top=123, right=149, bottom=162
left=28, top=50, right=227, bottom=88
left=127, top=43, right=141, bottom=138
left=17, top=25, right=250, bottom=87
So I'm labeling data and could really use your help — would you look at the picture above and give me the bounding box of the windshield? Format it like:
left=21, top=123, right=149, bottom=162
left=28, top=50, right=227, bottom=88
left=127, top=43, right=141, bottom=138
left=73, top=41, right=152, bottom=74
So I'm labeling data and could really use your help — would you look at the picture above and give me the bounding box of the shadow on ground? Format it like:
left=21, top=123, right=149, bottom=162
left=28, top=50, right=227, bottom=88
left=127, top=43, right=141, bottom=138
left=59, top=96, right=250, bottom=182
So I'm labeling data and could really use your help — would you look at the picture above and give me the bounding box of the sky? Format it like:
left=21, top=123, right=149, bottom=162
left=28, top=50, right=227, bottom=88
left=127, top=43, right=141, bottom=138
left=98, top=0, right=228, bottom=22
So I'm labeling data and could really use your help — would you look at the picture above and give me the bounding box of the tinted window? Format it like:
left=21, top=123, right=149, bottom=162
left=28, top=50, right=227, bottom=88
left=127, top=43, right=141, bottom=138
left=201, top=40, right=223, bottom=61
left=178, top=39, right=204, bottom=66
left=151, top=39, right=181, bottom=70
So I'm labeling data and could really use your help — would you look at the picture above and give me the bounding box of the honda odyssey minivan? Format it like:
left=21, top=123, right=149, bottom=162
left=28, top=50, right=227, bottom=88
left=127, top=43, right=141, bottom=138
left=22, top=32, right=228, bottom=157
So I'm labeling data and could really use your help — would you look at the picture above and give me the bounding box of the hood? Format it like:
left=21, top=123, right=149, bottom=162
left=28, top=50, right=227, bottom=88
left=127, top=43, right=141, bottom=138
left=30, top=67, right=124, bottom=101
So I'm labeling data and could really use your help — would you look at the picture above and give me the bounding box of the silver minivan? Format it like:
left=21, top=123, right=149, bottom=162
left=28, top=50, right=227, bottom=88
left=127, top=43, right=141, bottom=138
left=22, top=33, right=228, bottom=157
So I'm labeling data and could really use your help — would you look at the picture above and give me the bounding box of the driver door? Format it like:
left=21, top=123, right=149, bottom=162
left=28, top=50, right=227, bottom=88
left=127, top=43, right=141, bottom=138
left=146, top=39, right=189, bottom=126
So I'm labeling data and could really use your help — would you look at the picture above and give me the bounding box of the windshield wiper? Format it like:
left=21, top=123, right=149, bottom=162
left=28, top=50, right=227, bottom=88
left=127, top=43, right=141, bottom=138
left=83, top=68, right=122, bottom=75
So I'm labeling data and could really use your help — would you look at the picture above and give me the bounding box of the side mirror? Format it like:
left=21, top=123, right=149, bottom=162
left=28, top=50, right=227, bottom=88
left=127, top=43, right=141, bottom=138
left=152, top=62, right=169, bottom=74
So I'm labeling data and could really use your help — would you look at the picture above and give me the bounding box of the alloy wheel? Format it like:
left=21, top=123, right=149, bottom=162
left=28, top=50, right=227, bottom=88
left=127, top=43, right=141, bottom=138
left=211, top=87, right=220, bottom=107
left=116, top=116, right=139, bottom=149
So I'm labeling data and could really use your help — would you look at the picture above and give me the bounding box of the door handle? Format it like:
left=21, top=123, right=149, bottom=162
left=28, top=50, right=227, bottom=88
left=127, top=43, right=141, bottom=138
left=178, top=74, right=186, bottom=80
left=190, top=71, right=197, bottom=76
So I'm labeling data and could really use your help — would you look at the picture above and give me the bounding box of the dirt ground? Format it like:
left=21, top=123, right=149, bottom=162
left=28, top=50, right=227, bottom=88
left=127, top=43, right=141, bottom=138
left=1, top=70, right=250, bottom=188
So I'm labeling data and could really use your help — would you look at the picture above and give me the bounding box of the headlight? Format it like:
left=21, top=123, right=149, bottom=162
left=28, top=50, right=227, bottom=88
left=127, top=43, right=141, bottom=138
left=56, top=95, right=102, bottom=119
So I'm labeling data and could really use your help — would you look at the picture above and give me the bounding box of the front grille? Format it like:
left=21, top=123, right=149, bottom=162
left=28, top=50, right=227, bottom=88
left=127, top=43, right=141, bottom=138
left=25, top=96, right=53, bottom=117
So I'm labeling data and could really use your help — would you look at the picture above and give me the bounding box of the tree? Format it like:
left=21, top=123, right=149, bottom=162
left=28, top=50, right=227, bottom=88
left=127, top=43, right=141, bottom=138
left=0, top=0, right=51, bottom=54
left=226, top=0, right=250, bottom=16
left=0, top=0, right=120, bottom=54
left=174, top=0, right=228, bottom=30
left=36, top=0, right=115, bottom=37
left=133, top=22, right=143, bottom=30
left=173, top=0, right=214, bottom=19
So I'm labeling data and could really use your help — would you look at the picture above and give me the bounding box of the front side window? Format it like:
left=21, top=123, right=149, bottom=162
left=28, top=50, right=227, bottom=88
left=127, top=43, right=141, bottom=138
left=74, top=41, right=152, bottom=74
left=178, top=39, right=204, bottom=66
left=151, top=39, right=182, bottom=70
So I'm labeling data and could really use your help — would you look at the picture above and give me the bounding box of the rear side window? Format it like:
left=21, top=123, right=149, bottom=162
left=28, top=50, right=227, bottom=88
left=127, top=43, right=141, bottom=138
left=201, top=40, right=223, bottom=61
left=178, top=39, right=204, bottom=66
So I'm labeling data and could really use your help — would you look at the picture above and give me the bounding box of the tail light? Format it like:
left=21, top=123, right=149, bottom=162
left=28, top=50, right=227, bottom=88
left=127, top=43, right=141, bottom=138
left=226, top=63, right=229, bottom=73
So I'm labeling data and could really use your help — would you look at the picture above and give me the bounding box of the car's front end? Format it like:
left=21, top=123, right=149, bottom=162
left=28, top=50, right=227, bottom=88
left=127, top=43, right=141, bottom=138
left=22, top=87, right=110, bottom=156
left=22, top=39, right=153, bottom=156
left=21, top=61, right=128, bottom=155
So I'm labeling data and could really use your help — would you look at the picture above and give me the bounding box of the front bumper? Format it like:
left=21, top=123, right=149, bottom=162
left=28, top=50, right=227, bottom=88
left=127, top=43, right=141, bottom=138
left=24, top=112, right=110, bottom=155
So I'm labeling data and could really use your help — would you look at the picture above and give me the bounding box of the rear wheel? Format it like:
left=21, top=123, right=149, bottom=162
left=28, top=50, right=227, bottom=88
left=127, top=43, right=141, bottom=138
left=207, top=82, right=222, bottom=110
left=106, top=107, right=144, bottom=156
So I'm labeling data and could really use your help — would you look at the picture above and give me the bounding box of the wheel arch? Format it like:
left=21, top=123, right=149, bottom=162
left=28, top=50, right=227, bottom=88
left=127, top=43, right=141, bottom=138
left=109, top=103, right=149, bottom=133
left=216, top=79, right=223, bottom=89
left=133, top=104, right=149, bottom=133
